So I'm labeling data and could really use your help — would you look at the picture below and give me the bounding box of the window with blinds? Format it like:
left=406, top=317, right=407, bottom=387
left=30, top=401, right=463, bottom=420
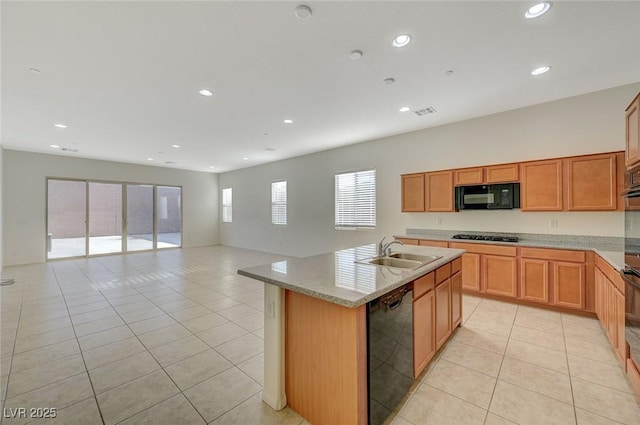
left=335, top=169, right=376, bottom=229
left=222, top=188, right=232, bottom=223
left=272, top=180, right=287, bottom=225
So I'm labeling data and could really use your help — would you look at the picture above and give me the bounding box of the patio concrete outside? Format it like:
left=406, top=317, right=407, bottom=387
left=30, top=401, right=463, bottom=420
left=48, top=232, right=181, bottom=259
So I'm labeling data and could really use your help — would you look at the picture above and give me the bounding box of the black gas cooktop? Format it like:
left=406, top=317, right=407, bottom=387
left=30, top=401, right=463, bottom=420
left=452, top=234, right=519, bottom=243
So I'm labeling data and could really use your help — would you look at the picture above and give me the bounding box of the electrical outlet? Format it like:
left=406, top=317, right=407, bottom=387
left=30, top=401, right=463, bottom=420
left=266, top=299, right=275, bottom=318
left=549, top=219, right=558, bottom=229
left=626, top=220, right=632, bottom=232
left=436, top=218, right=442, bottom=226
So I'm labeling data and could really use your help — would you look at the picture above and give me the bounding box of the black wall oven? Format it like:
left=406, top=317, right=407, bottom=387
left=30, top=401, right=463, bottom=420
left=622, top=164, right=640, bottom=370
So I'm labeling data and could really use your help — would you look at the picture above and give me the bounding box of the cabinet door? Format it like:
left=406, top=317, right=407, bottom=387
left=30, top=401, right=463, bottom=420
left=595, top=268, right=604, bottom=321
left=520, top=258, right=549, bottom=304
left=553, top=262, right=585, bottom=309
left=418, top=239, right=449, bottom=248
left=435, top=280, right=451, bottom=350
left=521, top=159, right=563, bottom=211
left=451, top=272, right=462, bottom=329
left=413, top=290, right=435, bottom=378
left=454, top=167, right=483, bottom=186
left=483, top=255, right=517, bottom=297
left=626, top=93, right=640, bottom=168
left=461, top=253, right=481, bottom=292
left=566, top=154, right=617, bottom=211
left=401, top=173, right=425, bottom=212
left=607, top=282, right=617, bottom=346
left=425, top=171, right=454, bottom=212
left=486, top=163, right=519, bottom=183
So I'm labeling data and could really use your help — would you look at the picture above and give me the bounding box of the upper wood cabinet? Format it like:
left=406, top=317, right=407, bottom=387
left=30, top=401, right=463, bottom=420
left=566, top=153, right=620, bottom=211
left=454, top=163, right=519, bottom=186
left=425, top=170, right=454, bottom=212
left=454, top=167, right=483, bottom=185
left=401, top=173, right=425, bottom=212
left=626, top=93, right=640, bottom=168
left=520, top=159, right=563, bottom=211
left=486, top=163, right=519, bottom=183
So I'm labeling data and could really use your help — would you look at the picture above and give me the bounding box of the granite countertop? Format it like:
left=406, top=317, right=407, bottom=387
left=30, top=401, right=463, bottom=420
left=394, top=231, right=625, bottom=270
left=238, top=244, right=464, bottom=308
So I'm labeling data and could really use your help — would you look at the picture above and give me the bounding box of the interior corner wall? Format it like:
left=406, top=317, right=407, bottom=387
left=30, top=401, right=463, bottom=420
left=219, top=82, right=640, bottom=258
left=2, top=150, right=219, bottom=266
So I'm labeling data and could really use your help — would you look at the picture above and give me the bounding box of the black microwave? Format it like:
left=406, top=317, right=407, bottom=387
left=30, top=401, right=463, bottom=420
left=455, top=183, right=520, bottom=210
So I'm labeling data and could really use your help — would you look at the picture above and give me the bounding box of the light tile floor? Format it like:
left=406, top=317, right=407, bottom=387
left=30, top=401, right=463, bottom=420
left=1, top=246, right=639, bottom=425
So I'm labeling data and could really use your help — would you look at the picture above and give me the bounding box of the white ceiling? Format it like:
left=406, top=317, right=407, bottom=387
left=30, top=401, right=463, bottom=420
left=2, top=1, right=640, bottom=173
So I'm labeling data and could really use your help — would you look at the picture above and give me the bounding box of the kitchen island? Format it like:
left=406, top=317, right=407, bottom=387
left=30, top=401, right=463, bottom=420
left=238, top=243, right=464, bottom=425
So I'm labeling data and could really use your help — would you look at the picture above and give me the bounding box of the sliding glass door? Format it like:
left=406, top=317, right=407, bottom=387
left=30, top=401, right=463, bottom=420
left=89, top=182, right=123, bottom=255
left=157, top=186, right=182, bottom=248
left=126, top=184, right=154, bottom=251
left=47, top=178, right=181, bottom=260
left=47, top=179, right=87, bottom=259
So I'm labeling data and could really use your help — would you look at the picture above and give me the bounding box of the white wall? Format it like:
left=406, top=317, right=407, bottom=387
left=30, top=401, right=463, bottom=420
left=0, top=147, right=4, bottom=273
left=220, top=83, right=640, bottom=257
left=2, top=150, right=219, bottom=266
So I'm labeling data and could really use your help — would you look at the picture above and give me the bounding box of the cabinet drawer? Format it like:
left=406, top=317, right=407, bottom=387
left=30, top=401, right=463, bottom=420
left=520, top=247, right=585, bottom=263
left=596, top=254, right=619, bottom=283
left=449, top=242, right=517, bottom=257
left=436, top=263, right=451, bottom=284
left=414, top=272, right=435, bottom=299
left=486, top=163, right=519, bottom=183
left=395, top=238, right=419, bottom=245
left=418, top=239, right=449, bottom=248
left=452, top=257, right=462, bottom=274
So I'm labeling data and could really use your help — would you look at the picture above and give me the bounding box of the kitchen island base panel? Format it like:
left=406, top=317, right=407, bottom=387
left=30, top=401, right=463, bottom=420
left=262, top=283, right=287, bottom=411
left=285, top=290, right=367, bottom=425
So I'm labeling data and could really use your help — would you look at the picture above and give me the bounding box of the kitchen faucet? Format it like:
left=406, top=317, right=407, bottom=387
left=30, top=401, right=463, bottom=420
left=377, top=237, right=404, bottom=257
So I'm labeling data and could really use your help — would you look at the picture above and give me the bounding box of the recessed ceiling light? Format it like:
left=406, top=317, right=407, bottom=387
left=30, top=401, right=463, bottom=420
left=294, top=5, right=312, bottom=20
left=283, top=119, right=293, bottom=124
left=531, top=65, right=551, bottom=75
left=50, top=144, right=60, bottom=148
left=349, top=50, right=363, bottom=60
left=399, top=106, right=411, bottom=112
left=383, top=78, right=395, bottom=85
left=172, top=144, right=181, bottom=148
left=392, top=34, right=411, bottom=47
left=198, top=89, right=214, bottom=96
left=243, top=157, right=249, bottom=160
left=147, top=158, right=154, bottom=161
left=53, top=123, right=67, bottom=128
left=525, top=2, right=552, bottom=19
left=209, top=166, right=215, bottom=169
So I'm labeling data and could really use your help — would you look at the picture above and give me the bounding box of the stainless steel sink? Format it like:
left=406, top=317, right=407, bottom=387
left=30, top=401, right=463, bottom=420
left=388, top=253, right=442, bottom=264
left=355, top=252, right=442, bottom=269
left=364, top=257, right=422, bottom=269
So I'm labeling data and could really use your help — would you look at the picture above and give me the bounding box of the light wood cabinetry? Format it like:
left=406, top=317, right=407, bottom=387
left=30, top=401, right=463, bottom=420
left=285, top=291, right=367, bottom=425
left=566, top=153, right=620, bottom=211
left=553, top=262, right=586, bottom=309
left=595, top=255, right=626, bottom=367
left=419, top=239, right=449, bottom=248
left=412, top=260, right=461, bottom=377
left=454, top=164, right=519, bottom=186
left=460, top=252, right=481, bottom=291
left=401, top=173, right=425, bottom=212
left=413, top=287, right=435, bottom=378
left=454, top=167, right=483, bottom=186
left=520, top=258, right=549, bottom=303
left=486, top=163, right=519, bottom=183
left=521, top=159, right=563, bottom=211
left=483, top=255, right=518, bottom=297
left=396, top=238, right=419, bottom=245
left=626, top=93, right=640, bottom=168
left=425, top=170, right=454, bottom=212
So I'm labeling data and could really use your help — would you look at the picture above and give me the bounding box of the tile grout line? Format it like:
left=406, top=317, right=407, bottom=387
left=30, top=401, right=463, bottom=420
left=481, top=300, right=518, bottom=425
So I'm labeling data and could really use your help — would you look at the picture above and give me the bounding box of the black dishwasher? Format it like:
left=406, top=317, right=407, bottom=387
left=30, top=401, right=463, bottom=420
left=367, top=284, right=414, bottom=425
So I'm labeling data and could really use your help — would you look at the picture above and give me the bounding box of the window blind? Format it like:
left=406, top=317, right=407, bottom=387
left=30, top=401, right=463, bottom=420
left=335, top=169, right=376, bottom=229
left=272, top=180, right=287, bottom=225
left=222, top=188, right=232, bottom=223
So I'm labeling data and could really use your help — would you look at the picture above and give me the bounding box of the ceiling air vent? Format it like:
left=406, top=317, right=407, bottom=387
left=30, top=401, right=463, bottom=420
left=165, top=161, right=178, bottom=165
left=60, top=147, right=79, bottom=153
left=413, top=106, right=436, bottom=117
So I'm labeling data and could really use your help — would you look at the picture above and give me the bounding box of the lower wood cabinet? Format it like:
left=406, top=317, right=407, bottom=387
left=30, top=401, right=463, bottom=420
left=595, top=256, right=626, bottom=367
left=484, top=255, right=517, bottom=297
left=520, top=258, right=549, bottom=303
left=553, top=261, right=586, bottom=309
left=461, top=252, right=481, bottom=291
left=412, top=261, right=461, bottom=378
left=435, top=278, right=451, bottom=350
